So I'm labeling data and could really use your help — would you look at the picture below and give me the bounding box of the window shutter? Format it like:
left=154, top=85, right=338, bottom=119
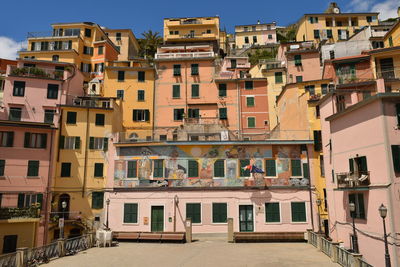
left=24, top=133, right=30, bottom=148
left=133, top=110, right=138, bottom=121
left=358, top=194, right=365, bottom=219
left=391, top=145, right=400, bottom=173
left=266, top=203, right=280, bottom=222
left=18, top=194, right=25, bottom=208
left=59, top=135, right=65, bottom=149
left=303, top=163, right=309, bottom=178
left=360, top=156, right=368, bottom=172
left=0, top=160, right=5, bottom=176
left=291, top=202, right=306, bottom=222
left=314, top=30, right=320, bottom=39
left=266, top=159, right=276, bottom=176
left=94, top=163, right=103, bottom=177
left=188, top=160, right=199, bottom=177
left=75, top=137, right=80, bottom=149
left=291, top=159, right=302, bottom=176
left=219, top=108, right=227, bottom=120
left=395, top=104, right=400, bottom=125
left=349, top=158, right=354, bottom=173
left=214, top=160, right=225, bottom=177
left=219, top=84, right=227, bottom=97
left=89, top=137, right=94, bottom=149
left=127, top=161, right=137, bottom=178
left=7, top=132, right=14, bottom=147
left=145, top=110, right=150, bottom=121
left=240, top=159, right=250, bottom=177
left=327, top=29, right=333, bottom=38
left=213, top=203, right=227, bottom=223
left=173, top=85, right=180, bottom=98
left=103, top=138, right=108, bottom=151
left=37, top=193, right=43, bottom=210
left=41, top=134, right=47, bottom=149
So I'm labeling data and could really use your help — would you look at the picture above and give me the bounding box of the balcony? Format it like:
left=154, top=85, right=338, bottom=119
left=260, top=59, right=285, bottom=70
left=336, top=171, right=370, bottom=189
left=181, top=20, right=202, bottom=25
left=377, top=69, right=399, bottom=80
left=0, top=207, right=40, bottom=220
left=69, top=97, right=113, bottom=109
left=155, top=51, right=214, bottom=59
left=336, top=75, right=374, bottom=86
left=9, top=66, right=65, bottom=80
left=27, top=31, right=81, bottom=39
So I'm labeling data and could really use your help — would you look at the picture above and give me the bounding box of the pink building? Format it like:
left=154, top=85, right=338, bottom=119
left=319, top=54, right=400, bottom=266
left=0, top=59, right=83, bottom=250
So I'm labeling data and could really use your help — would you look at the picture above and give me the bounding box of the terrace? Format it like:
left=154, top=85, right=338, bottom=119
left=336, top=171, right=371, bottom=189
left=8, top=65, right=66, bottom=80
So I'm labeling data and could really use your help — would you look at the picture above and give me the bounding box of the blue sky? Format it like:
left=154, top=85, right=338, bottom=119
left=0, top=0, right=398, bottom=59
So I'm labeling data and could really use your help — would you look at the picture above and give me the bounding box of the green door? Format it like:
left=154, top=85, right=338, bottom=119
left=151, top=206, right=164, bottom=232
left=239, top=205, right=254, bottom=232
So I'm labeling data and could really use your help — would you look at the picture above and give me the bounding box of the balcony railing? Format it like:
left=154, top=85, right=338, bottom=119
left=155, top=51, right=214, bottom=59
left=69, top=98, right=113, bottom=109
left=184, top=117, right=220, bottom=125
left=181, top=20, right=202, bottom=25
left=9, top=66, right=65, bottom=80
left=336, top=75, right=374, bottom=85
left=336, top=171, right=370, bottom=188
left=27, top=31, right=81, bottom=39
left=0, top=207, right=40, bottom=220
left=377, top=69, right=398, bottom=80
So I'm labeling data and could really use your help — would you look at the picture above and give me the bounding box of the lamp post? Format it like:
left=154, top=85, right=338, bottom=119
left=105, top=199, right=110, bottom=230
left=61, top=201, right=67, bottom=239
left=379, top=204, right=391, bottom=267
left=173, top=195, right=179, bottom=232
left=349, top=202, right=359, bottom=253
left=316, top=199, right=322, bottom=234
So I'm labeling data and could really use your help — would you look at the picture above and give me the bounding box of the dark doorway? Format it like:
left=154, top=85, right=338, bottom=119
left=2, top=235, right=17, bottom=254
left=239, top=205, right=254, bottom=232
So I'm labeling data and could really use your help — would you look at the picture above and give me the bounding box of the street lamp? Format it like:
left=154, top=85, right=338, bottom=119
left=379, top=204, right=391, bottom=267
left=349, top=202, right=359, bottom=253
left=316, top=199, right=322, bottom=234
left=105, top=199, right=110, bottom=230
left=173, top=195, right=179, bottom=232
left=61, top=201, right=67, bottom=239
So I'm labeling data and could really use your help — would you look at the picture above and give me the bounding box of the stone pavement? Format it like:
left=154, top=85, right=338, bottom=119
left=45, top=238, right=339, bottom=267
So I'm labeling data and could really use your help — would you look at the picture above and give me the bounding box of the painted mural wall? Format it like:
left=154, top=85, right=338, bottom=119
left=114, top=145, right=310, bottom=188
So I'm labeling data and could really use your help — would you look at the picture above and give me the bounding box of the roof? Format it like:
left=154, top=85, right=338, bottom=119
left=164, top=16, right=219, bottom=20
left=302, top=12, right=379, bottom=17
left=383, top=19, right=400, bottom=39
left=235, top=22, right=276, bottom=28
left=0, top=120, right=56, bottom=129
left=327, top=54, right=370, bottom=64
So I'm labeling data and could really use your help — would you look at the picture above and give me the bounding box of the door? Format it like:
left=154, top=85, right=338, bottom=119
left=151, top=206, right=164, bottom=232
left=2, top=235, right=17, bottom=254
left=239, top=205, right=254, bottom=232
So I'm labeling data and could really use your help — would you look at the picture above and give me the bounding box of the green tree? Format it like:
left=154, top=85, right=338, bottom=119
left=138, top=30, right=163, bottom=60
left=247, top=48, right=277, bottom=65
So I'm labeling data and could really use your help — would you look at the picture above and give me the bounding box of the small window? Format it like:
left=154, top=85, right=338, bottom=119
left=61, top=162, right=71, bottom=177
left=389, top=36, right=393, bottom=47
left=246, top=96, right=255, bottom=107
left=291, top=159, right=302, bottom=176
left=172, top=85, right=180, bottom=98
left=247, top=117, right=255, bottom=128
left=191, top=64, right=199, bottom=75
left=59, top=136, right=80, bottom=150
left=92, top=192, right=104, bottom=209
left=52, top=55, right=59, bottom=61
left=186, top=203, right=201, bottom=223
left=173, top=109, right=184, bottom=121
left=212, top=203, right=227, bottom=223
left=47, top=84, right=59, bottom=99
left=191, top=84, right=199, bottom=98
left=118, top=71, right=125, bottom=82
left=313, top=30, right=320, bottom=39
left=188, top=160, right=199, bottom=177
left=275, top=72, right=283, bottom=84
left=294, top=55, right=302, bottom=66
left=159, top=135, right=167, bottom=141
left=24, top=133, right=47, bottom=148
left=265, top=203, right=280, bottom=223
left=123, top=203, right=138, bottom=223
left=0, top=160, right=5, bottom=176
left=244, top=36, right=249, bottom=43
left=327, top=30, right=333, bottom=39
left=132, top=110, right=150, bottom=122
left=253, top=36, right=257, bottom=43
left=84, top=28, right=92, bottom=38
left=66, top=112, right=77, bottom=124
left=1, top=131, right=15, bottom=147
left=116, top=32, right=122, bottom=41
left=9, top=107, right=22, bottom=121
left=214, top=159, right=225, bottom=177
left=27, top=160, right=39, bottom=177
left=95, top=114, right=105, bottom=126
left=313, top=130, right=322, bottom=151
left=219, top=108, right=227, bottom=120
left=206, top=29, right=211, bottom=34
left=127, top=161, right=137, bottom=178
left=138, top=71, right=145, bottom=82
left=245, top=81, right=253, bottom=90
left=291, top=202, right=306, bottom=222
left=117, top=90, right=124, bottom=100
left=89, top=137, right=108, bottom=150
left=268, top=34, right=272, bottom=39
left=305, top=85, right=315, bottom=96
left=44, top=109, right=55, bottom=124
left=153, top=159, right=163, bottom=178
left=98, top=46, right=104, bottom=55
left=136, top=90, right=145, bottom=101
left=13, top=81, right=25, bottom=97
left=321, top=84, right=328, bottom=94
left=219, top=83, right=227, bottom=97
left=94, top=163, right=104, bottom=177
left=173, top=64, right=181, bottom=76
left=265, top=159, right=276, bottom=176
left=296, top=76, right=303, bottom=83
left=188, top=108, right=199, bottom=118
left=391, top=145, right=400, bottom=173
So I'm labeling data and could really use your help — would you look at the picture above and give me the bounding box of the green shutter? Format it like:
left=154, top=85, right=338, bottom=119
left=294, top=55, right=302, bottom=66
left=327, top=29, right=333, bottom=38
left=245, top=81, right=253, bottom=90
left=391, top=145, right=400, bottom=173
left=275, top=72, right=283, bottom=83
left=6, top=132, right=14, bottom=147
left=214, top=160, right=225, bottom=177
left=395, top=104, right=400, bottom=125
left=173, top=64, right=181, bottom=76
left=291, top=159, right=302, bottom=176
left=266, top=203, right=280, bottom=222
left=191, top=64, right=199, bottom=75
left=357, top=194, right=365, bottom=219
left=138, top=71, right=145, bottom=82
left=291, top=202, right=306, bottom=222
left=94, top=163, right=103, bottom=177
left=96, top=114, right=105, bottom=126
left=0, top=160, right=5, bottom=176
left=153, top=159, right=163, bottom=178
left=247, top=117, right=255, bottom=128
left=186, top=203, right=201, bottom=223
left=191, top=84, right=199, bottom=97
left=124, top=203, right=138, bottom=223
left=27, top=161, right=39, bottom=176
left=89, top=137, right=94, bottom=149
left=92, top=192, right=104, bottom=209
left=37, top=193, right=43, bottom=210
left=240, top=159, right=250, bottom=177
left=67, top=112, right=76, bottom=124
left=212, top=203, right=227, bottom=223
left=188, top=160, right=199, bottom=177
left=359, top=156, right=368, bottom=172
left=303, top=163, right=309, bottom=179
left=41, top=134, right=47, bottom=149
left=59, top=135, right=65, bottom=149
left=61, top=163, right=71, bottom=177
left=75, top=137, right=80, bottom=149
left=219, top=108, right=227, bottom=120
left=246, top=97, right=254, bottom=107
left=314, top=29, right=320, bottom=39
left=103, top=138, right=108, bottom=151
left=265, top=159, right=276, bottom=176
left=24, top=133, right=30, bottom=148
left=173, top=85, right=180, bottom=98
left=127, top=161, right=137, bottom=178
left=18, top=194, right=25, bottom=208
left=219, top=84, right=227, bottom=97
left=349, top=158, right=354, bottom=173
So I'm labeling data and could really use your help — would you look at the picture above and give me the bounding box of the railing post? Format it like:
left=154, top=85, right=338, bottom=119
left=57, top=238, right=66, bottom=257
left=316, top=233, right=323, bottom=251
left=306, top=229, right=312, bottom=244
left=227, top=218, right=234, bottom=243
left=331, top=243, right=341, bottom=263
left=351, top=253, right=362, bottom=267
left=15, top=247, right=27, bottom=267
left=185, top=218, right=192, bottom=243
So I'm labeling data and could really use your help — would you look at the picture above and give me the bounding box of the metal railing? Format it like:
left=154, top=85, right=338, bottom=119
left=321, top=237, right=332, bottom=257
left=27, top=241, right=59, bottom=263
left=69, top=98, right=113, bottom=109
left=377, top=69, right=398, bottom=80
left=336, top=171, right=370, bottom=188
left=155, top=51, right=214, bottom=59
left=0, top=252, right=17, bottom=267
left=65, top=235, right=91, bottom=254
left=27, top=31, right=81, bottom=39
left=336, top=246, right=351, bottom=267
left=9, top=66, right=65, bottom=80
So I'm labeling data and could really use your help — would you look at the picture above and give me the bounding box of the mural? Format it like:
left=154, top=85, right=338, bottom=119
left=114, top=145, right=310, bottom=188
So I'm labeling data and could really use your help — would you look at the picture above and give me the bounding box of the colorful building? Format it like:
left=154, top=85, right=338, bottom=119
left=234, top=22, right=277, bottom=49
left=103, top=29, right=140, bottom=61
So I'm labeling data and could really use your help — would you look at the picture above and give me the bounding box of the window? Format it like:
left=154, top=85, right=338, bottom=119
left=98, top=46, right=104, bottom=55
left=190, top=136, right=199, bottom=141
left=349, top=193, right=365, bottom=219
left=389, top=36, right=393, bottom=47
left=294, top=55, right=302, bottom=66
left=219, top=108, right=227, bottom=120
left=246, top=96, right=255, bottom=107
left=173, top=64, right=181, bottom=76
left=268, top=34, right=272, bottom=39
left=296, top=76, right=303, bottom=83
left=265, top=203, right=280, bottom=222
left=231, top=59, right=237, bottom=68
left=275, top=72, right=283, bottom=84
left=133, top=110, right=150, bottom=122
left=27, top=160, right=39, bottom=177
left=52, top=55, right=59, bottom=61
left=291, top=202, right=306, bottom=222
left=94, top=163, right=104, bottom=177
left=61, top=163, right=71, bottom=177
left=291, top=159, right=302, bottom=176
left=24, top=133, right=47, bottom=148
left=188, top=109, right=199, bottom=118
left=247, top=117, right=255, bottom=128
left=92, top=192, right=104, bottom=209
left=244, top=36, right=249, bottom=43
left=349, top=156, right=368, bottom=174
left=123, top=203, right=138, bottom=223
left=66, top=112, right=77, bottom=124
left=44, top=109, right=55, bottom=124
left=265, top=159, right=276, bottom=176
left=338, top=30, right=348, bottom=40
left=116, top=46, right=120, bottom=52
left=153, top=159, right=163, bottom=178
left=117, top=90, right=124, bottom=100
left=81, top=63, right=91, bottom=72
left=188, top=160, right=198, bottom=177
left=138, top=71, right=145, bottom=82
left=313, top=130, right=322, bottom=151
left=320, top=155, right=325, bottom=177
left=0, top=132, right=14, bottom=147
left=9, top=107, right=22, bottom=121
left=327, top=29, right=333, bottom=39
left=174, top=31, right=179, bottom=35
left=0, top=160, right=5, bottom=176
left=240, top=159, right=250, bottom=177
left=118, top=71, right=125, bottom=82
left=59, top=136, right=80, bottom=149
left=321, top=84, right=328, bottom=95
left=83, top=46, right=93, bottom=55
left=45, top=84, right=59, bottom=99
left=173, top=109, right=184, bottom=121
left=160, top=135, right=167, bottom=141
left=191, top=64, right=199, bottom=75
left=213, top=203, right=227, bottom=223
left=366, top=16, right=372, bottom=23
left=191, top=84, right=199, bottom=98
left=303, top=162, right=309, bottom=179
left=245, top=81, right=253, bottom=90
left=13, top=81, right=25, bottom=97
left=306, top=85, right=315, bottom=96
left=89, top=137, right=108, bottom=150
left=84, top=28, right=92, bottom=37
left=18, top=194, right=43, bottom=209
left=219, top=83, right=227, bottom=97
left=137, top=90, right=145, bottom=101
left=391, top=145, right=400, bottom=173
left=206, top=29, right=211, bottom=34
left=308, top=17, right=318, bottom=24
left=172, top=85, right=180, bottom=98
left=214, top=159, right=225, bottom=177
left=316, top=105, right=320, bottom=118
left=127, top=161, right=137, bottom=178
left=253, top=36, right=257, bottom=43
left=186, top=203, right=201, bottom=223
left=313, top=29, right=320, bottom=39
left=116, top=32, right=122, bottom=41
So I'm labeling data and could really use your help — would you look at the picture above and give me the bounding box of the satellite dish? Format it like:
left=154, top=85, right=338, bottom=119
left=333, top=7, right=340, bottom=14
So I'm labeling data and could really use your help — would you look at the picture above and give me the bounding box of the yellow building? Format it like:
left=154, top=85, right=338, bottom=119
left=276, top=79, right=332, bottom=233
left=235, top=22, right=277, bottom=49
left=103, top=60, right=155, bottom=140
left=103, top=29, right=140, bottom=61
left=19, top=22, right=120, bottom=82
left=369, top=45, right=400, bottom=90
left=0, top=218, right=39, bottom=253
left=296, top=9, right=379, bottom=43
left=49, top=96, right=121, bottom=241
left=384, top=19, right=400, bottom=48
left=249, top=59, right=286, bottom=129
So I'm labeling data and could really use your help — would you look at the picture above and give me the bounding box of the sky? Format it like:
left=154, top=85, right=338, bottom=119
left=0, top=0, right=398, bottom=59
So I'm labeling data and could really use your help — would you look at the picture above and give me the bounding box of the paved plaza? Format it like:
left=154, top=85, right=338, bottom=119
left=45, top=238, right=338, bottom=267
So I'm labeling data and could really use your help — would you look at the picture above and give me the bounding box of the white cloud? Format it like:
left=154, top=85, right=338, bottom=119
left=346, top=0, right=399, bottom=20
left=0, top=37, right=26, bottom=60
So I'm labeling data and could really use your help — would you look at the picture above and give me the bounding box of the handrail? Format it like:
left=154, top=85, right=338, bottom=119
left=0, top=252, right=17, bottom=267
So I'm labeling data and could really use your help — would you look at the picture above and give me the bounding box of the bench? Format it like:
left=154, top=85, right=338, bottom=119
left=114, top=232, right=185, bottom=242
left=234, top=232, right=305, bottom=243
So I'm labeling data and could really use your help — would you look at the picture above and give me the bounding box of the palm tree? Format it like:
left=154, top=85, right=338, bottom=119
left=139, top=30, right=163, bottom=60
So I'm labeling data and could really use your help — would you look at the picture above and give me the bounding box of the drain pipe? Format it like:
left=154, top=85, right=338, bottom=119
left=82, top=107, right=90, bottom=197
left=304, top=144, right=315, bottom=231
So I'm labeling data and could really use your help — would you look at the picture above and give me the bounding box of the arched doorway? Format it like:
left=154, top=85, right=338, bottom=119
left=58, top=194, right=70, bottom=220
